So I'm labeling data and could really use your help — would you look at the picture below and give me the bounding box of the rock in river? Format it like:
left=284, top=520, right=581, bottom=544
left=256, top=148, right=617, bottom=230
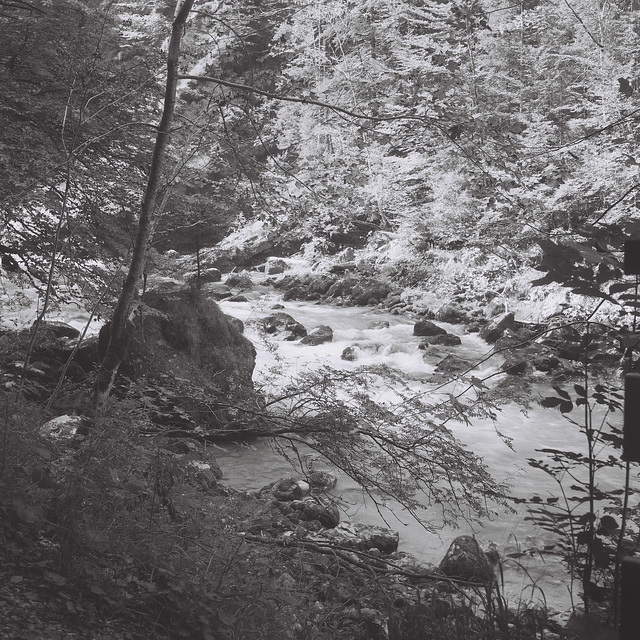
left=272, top=477, right=311, bottom=501
left=260, top=312, right=308, bottom=341
left=300, top=325, right=333, bottom=346
left=425, top=333, right=462, bottom=346
left=413, top=320, right=447, bottom=337
left=479, top=312, right=515, bottom=344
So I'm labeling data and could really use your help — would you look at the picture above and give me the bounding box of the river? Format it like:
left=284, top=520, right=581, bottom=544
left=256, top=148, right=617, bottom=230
left=215, top=282, right=631, bottom=613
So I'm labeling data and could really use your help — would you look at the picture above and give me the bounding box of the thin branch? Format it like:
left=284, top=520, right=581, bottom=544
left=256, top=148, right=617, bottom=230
left=562, top=0, right=603, bottom=49
left=178, top=74, right=437, bottom=126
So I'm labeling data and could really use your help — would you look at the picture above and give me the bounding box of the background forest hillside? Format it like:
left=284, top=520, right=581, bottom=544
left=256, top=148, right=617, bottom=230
left=2, top=0, right=640, bottom=313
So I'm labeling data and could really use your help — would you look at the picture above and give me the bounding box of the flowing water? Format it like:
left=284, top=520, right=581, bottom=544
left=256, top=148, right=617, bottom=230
left=216, top=285, right=631, bottom=612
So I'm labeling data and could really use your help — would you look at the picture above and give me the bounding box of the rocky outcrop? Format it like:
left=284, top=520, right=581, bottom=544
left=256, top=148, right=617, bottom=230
left=194, top=222, right=304, bottom=273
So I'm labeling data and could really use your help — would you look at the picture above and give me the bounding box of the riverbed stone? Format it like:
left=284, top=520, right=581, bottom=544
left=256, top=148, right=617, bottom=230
left=435, top=304, right=470, bottom=324
left=501, top=357, right=529, bottom=376
left=225, top=272, right=253, bottom=289
left=319, top=522, right=399, bottom=554
left=186, top=267, right=222, bottom=284
left=308, top=470, right=338, bottom=491
left=531, top=354, right=561, bottom=372
left=341, top=346, right=359, bottom=361
left=288, top=499, right=340, bottom=528
left=479, top=312, right=515, bottom=344
left=434, top=354, right=472, bottom=375
left=426, top=333, right=462, bottom=346
left=329, top=262, right=358, bottom=274
left=272, top=477, right=311, bottom=501
left=300, top=325, right=333, bottom=346
left=207, top=284, right=233, bottom=300
left=260, top=312, right=308, bottom=341
left=438, top=535, right=494, bottom=582
left=265, top=258, right=289, bottom=275
left=413, top=320, right=447, bottom=337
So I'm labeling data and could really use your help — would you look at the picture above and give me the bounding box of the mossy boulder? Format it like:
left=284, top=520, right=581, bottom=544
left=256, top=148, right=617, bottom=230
left=126, top=289, right=256, bottom=395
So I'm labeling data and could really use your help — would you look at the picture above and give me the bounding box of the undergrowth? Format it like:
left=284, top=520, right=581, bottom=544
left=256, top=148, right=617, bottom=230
left=0, top=384, right=579, bottom=640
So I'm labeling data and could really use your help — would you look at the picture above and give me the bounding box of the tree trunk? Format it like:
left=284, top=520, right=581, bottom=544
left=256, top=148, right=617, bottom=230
left=93, top=0, right=195, bottom=409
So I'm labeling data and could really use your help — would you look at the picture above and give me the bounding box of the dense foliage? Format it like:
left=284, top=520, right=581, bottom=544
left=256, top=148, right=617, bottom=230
left=2, top=0, right=640, bottom=637
left=3, top=0, right=640, bottom=292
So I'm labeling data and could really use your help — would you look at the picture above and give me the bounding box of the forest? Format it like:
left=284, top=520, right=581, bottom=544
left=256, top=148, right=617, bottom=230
left=1, top=0, right=640, bottom=638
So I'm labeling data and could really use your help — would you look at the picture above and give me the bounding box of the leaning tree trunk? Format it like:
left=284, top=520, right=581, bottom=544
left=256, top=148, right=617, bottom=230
left=93, top=0, right=195, bottom=409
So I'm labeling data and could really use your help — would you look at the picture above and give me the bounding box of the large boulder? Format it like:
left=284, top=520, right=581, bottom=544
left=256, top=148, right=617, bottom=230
left=438, top=535, right=495, bottom=582
left=479, top=312, right=515, bottom=344
left=37, top=321, right=80, bottom=340
left=260, top=312, right=307, bottom=341
left=413, top=320, right=447, bottom=337
left=323, top=276, right=397, bottom=306
left=275, top=274, right=337, bottom=301
left=126, top=289, right=256, bottom=395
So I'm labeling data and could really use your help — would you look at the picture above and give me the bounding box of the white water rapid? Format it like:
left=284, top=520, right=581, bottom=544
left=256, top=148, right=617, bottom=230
left=216, top=284, right=631, bottom=614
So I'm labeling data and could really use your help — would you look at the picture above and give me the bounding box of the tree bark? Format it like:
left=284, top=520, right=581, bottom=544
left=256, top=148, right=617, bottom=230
left=93, top=0, right=195, bottom=409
